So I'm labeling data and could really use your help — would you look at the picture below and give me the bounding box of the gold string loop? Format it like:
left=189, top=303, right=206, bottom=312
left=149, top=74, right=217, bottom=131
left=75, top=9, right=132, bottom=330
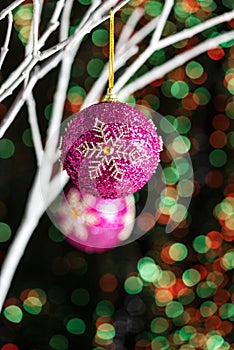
left=103, top=9, right=118, bottom=102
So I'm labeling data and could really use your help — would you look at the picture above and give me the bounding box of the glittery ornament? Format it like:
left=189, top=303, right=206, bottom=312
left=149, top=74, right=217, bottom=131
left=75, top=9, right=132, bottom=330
left=56, top=185, right=135, bottom=252
left=61, top=10, right=162, bottom=199
left=61, top=101, right=163, bottom=199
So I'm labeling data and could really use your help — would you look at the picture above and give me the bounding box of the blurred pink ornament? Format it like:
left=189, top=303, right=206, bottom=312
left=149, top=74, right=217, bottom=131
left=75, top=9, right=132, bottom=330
left=61, top=102, right=162, bottom=199
left=56, top=185, right=135, bottom=252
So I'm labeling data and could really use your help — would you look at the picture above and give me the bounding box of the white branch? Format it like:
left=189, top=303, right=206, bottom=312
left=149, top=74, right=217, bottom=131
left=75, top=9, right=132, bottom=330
left=0, top=0, right=132, bottom=312
left=32, top=0, right=41, bottom=56
left=0, top=0, right=130, bottom=137
left=113, top=0, right=173, bottom=93
left=59, top=0, right=75, bottom=41
left=116, top=7, right=144, bottom=50
left=0, top=0, right=65, bottom=102
left=124, top=16, right=159, bottom=49
left=38, top=0, right=65, bottom=48
left=114, top=7, right=234, bottom=94
left=26, top=94, right=44, bottom=165
left=151, top=0, right=173, bottom=43
left=0, top=13, right=13, bottom=69
left=118, top=30, right=234, bottom=100
left=0, top=0, right=25, bottom=20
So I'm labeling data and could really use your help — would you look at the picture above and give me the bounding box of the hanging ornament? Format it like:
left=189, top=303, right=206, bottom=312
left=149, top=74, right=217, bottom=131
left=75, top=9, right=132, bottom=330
left=56, top=185, right=135, bottom=253
left=61, top=10, right=163, bottom=199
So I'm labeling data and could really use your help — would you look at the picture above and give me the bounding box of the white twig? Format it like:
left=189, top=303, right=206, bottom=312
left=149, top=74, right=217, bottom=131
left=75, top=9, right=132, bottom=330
left=32, top=0, right=41, bottom=56
left=0, top=0, right=130, bottom=137
left=116, top=8, right=144, bottom=50
left=38, top=0, right=65, bottom=48
left=26, top=94, right=44, bottom=165
left=0, top=0, right=25, bottom=20
left=0, top=13, right=13, bottom=69
left=151, top=0, right=173, bottom=43
left=0, top=0, right=65, bottom=102
left=123, top=16, right=159, bottom=49
left=114, top=0, right=174, bottom=93
left=59, top=0, right=75, bottom=41
left=118, top=30, right=234, bottom=100
left=114, top=7, right=234, bottom=94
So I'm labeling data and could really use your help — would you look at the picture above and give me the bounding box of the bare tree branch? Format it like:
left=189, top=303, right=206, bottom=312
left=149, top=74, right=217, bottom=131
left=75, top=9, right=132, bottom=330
left=0, top=0, right=131, bottom=313
left=0, top=13, right=13, bottom=69
left=118, top=30, right=234, bottom=100
left=114, top=8, right=234, bottom=93
left=0, top=0, right=25, bottom=20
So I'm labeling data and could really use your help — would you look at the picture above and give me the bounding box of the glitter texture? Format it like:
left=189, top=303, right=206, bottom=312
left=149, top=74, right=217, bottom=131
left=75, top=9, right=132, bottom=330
left=56, top=186, right=135, bottom=252
left=61, top=102, right=162, bottom=199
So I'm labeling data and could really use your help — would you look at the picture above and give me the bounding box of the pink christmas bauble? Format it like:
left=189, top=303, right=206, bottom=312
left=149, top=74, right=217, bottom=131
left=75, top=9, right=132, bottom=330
left=56, top=185, right=135, bottom=253
left=61, top=101, right=162, bottom=199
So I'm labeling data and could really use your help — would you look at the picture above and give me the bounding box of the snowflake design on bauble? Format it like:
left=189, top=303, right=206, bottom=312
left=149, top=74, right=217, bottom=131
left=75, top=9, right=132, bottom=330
left=76, top=118, right=150, bottom=181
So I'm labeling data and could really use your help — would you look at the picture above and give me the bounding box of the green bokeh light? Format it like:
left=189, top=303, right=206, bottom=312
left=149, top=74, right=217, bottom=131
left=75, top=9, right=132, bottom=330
left=145, top=1, right=163, bottom=16
left=196, top=281, right=216, bottom=298
left=160, top=115, right=175, bottom=133
left=200, top=301, right=218, bottom=317
left=96, top=300, right=114, bottom=317
left=92, top=29, right=108, bottom=47
left=209, top=149, right=227, bottom=167
left=225, top=100, right=234, bottom=119
left=171, top=81, right=189, bottom=99
left=227, top=131, right=234, bottom=149
left=49, top=335, right=68, bottom=350
left=3, top=305, right=23, bottom=323
left=172, top=136, right=191, bottom=154
left=182, top=268, right=200, bottom=287
left=87, top=58, right=104, bottom=78
left=78, top=0, right=91, bottom=5
left=66, top=318, right=86, bottom=335
left=151, top=336, right=169, bottom=349
left=162, top=167, right=179, bottom=185
left=23, top=296, right=42, bottom=315
left=0, top=222, right=11, bottom=243
left=124, top=276, right=143, bottom=294
left=22, top=129, right=33, bottom=147
left=194, top=87, right=211, bottom=105
left=222, top=250, right=234, bottom=270
left=97, top=323, right=115, bottom=340
left=48, top=225, right=65, bottom=243
left=71, top=288, right=90, bottom=306
left=169, top=243, right=188, bottom=261
left=206, top=334, right=224, bottom=350
left=177, top=179, right=194, bottom=197
left=165, top=301, right=184, bottom=318
left=179, top=326, right=196, bottom=342
left=149, top=49, right=165, bottom=65
left=44, top=103, right=53, bottom=120
left=173, top=116, right=191, bottom=134
left=172, top=158, right=191, bottom=176
left=193, top=235, right=210, bottom=253
left=137, top=257, right=162, bottom=282
left=151, top=317, right=169, bottom=333
left=0, top=138, right=15, bottom=159
left=219, top=303, right=234, bottom=319
left=186, top=61, right=204, bottom=79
